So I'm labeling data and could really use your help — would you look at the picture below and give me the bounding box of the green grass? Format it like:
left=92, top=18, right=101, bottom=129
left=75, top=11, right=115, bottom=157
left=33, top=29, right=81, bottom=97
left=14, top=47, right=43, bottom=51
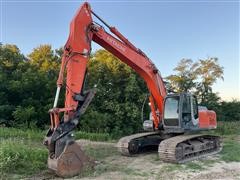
left=215, top=121, right=240, bottom=135
left=0, top=127, right=113, bottom=142
left=0, top=127, right=44, bottom=141
left=220, top=140, right=240, bottom=162
left=0, top=139, right=48, bottom=179
left=185, top=162, right=205, bottom=170
left=75, top=131, right=112, bottom=142
left=161, top=162, right=204, bottom=172
left=0, top=124, right=239, bottom=179
left=84, top=144, right=118, bottom=160
left=0, top=127, right=113, bottom=179
left=161, top=164, right=184, bottom=172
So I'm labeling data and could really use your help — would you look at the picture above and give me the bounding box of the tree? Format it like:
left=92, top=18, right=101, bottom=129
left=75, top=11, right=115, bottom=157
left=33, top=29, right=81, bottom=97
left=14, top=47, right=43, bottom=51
left=0, top=44, right=26, bottom=126
left=165, top=59, right=198, bottom=93
left=0, top=43, right=62, bottom=128
left=79, top=49, right=149, bottom=136
left=195, top=57, right=224, bottom=104
left=28, top=45, right=60, bottom=72
left=165, top=57, right=224, bottom=111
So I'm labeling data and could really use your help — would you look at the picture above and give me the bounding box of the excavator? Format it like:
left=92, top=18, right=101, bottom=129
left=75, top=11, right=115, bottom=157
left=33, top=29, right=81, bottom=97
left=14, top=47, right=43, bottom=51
left=43, top=2, right=222, bottom=178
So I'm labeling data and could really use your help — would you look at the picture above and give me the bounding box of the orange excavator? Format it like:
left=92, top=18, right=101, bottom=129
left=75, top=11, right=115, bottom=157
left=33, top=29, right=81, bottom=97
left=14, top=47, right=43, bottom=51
left=44, top=2, right=222, bottom=177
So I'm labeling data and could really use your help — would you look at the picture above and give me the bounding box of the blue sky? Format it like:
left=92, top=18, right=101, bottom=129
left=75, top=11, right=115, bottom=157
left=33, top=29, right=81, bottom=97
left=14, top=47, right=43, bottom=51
left=1, top=0, right=239, bottom=100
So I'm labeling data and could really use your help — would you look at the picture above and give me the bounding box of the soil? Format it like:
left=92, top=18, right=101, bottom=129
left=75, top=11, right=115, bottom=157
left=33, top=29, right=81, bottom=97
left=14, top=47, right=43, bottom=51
left=76, top=139, right=240, bottom=180
left=31, top=139, right=240, bottom=180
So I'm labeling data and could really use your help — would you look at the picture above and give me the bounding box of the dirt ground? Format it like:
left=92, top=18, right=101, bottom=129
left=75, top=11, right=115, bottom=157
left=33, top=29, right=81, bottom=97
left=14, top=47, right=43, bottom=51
left=33, top=139, right=240, bottom=180
left=75, top=139, right=240, bottom=180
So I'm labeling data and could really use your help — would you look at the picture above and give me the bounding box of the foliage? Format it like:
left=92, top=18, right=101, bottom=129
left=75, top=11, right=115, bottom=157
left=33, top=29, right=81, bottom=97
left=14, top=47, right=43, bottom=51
left=12, top=106, right=36, bottom=128
left=0, top=44, right=61, bottom=128
left=165, top=59, right=198, bottom=93
left=79, top=49, right=148, bottom=136
left=165, top=57, right=224, bottom=106
left=0, top=43, right=239, bottom=137
left=28, top=44, right=60, bottom=72
left=217, top=100, right=240, bottom=121
left=164, top=56, right=237, bottom=120
left=196, top=57, right=224, bottom=104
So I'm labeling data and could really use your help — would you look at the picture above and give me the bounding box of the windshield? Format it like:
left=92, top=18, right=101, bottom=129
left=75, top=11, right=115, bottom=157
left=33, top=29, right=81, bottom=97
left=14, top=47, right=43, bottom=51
left=164, top=97, right=179, bottom=119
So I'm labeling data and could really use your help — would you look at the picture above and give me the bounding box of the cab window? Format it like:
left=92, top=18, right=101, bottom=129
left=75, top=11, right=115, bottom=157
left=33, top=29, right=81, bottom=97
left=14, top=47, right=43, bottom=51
left=164, top=97, right=179, bottom=119
left=192, top=96, right=198, bottom=119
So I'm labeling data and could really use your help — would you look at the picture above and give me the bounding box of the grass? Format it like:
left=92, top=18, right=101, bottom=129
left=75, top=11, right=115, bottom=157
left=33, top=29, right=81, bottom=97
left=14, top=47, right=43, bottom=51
left=0, top=139, right=48, bottom=179
left=215, top=121, right=240, bottom=135
left=75, top=131, right=112, bottom=142
left=0, top=127, right=114, bottom=179
left=0, top=127, right=113, bottom=142
left=0, top=127, right=44, bottom=141
left=84, top=144, right=118, bottom=160
left=0, top=122, right=239, bottom=179
left=220, top=140, right=240, bottom=162
left=161, top=162, right=205, bottom=173
left=185, top=162, right=205, bottom=170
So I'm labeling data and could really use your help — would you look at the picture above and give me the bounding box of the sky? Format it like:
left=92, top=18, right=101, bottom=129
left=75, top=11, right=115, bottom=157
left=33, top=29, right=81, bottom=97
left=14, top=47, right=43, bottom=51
left=1, top=0, right=239, bottom=101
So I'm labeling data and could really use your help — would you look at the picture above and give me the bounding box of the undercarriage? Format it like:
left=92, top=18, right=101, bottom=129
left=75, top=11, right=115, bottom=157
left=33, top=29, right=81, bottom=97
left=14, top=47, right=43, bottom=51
left=117, top=132, right=222, bottom=163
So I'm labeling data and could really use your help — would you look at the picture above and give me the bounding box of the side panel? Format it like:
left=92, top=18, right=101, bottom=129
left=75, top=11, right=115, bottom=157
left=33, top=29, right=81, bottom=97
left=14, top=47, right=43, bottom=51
left=198, top=110, right=217, bottom=129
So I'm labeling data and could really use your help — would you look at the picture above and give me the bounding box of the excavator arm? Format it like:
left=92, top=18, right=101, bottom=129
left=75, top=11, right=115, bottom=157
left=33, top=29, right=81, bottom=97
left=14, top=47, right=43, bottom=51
left=44, top=2, right=166, bottom=177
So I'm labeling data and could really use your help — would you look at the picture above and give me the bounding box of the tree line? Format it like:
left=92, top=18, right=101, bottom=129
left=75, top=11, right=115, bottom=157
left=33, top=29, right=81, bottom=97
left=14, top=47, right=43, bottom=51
left=0, top=43, right=239, bottom=136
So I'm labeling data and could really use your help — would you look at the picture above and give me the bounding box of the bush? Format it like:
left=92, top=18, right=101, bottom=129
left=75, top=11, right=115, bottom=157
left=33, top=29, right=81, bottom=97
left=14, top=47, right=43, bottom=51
left=217, top=100, right=240, bottom=121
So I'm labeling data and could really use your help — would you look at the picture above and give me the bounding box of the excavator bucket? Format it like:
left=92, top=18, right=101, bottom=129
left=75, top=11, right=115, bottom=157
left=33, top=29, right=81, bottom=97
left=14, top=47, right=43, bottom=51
left=48, top=142, right=94, bottom=178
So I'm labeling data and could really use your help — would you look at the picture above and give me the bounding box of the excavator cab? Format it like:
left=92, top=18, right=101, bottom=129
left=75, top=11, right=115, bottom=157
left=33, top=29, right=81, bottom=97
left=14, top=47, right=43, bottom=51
left=163, top=93, right=215, bottom=133
left=143, top=93, right=200, bottom=132
left=163, top=93, right=199, bottom=132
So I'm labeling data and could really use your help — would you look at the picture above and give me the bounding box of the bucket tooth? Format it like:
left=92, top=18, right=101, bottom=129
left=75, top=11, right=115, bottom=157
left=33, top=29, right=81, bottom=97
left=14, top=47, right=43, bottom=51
left=48, top=142, right=94, bottom=178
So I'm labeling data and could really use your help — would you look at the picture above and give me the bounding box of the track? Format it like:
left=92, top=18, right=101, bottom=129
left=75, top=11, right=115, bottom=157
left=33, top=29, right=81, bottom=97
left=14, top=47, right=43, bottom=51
left=158, top=134, right=222, bottom=163
left=116, top=131, right=163, bottom=156
left=117, top=132, right=222, bottom=163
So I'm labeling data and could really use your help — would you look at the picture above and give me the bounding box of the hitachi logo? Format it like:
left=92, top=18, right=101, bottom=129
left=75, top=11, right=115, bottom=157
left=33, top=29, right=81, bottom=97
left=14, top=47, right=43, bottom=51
left=106, top=36, right=126, bottom=52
